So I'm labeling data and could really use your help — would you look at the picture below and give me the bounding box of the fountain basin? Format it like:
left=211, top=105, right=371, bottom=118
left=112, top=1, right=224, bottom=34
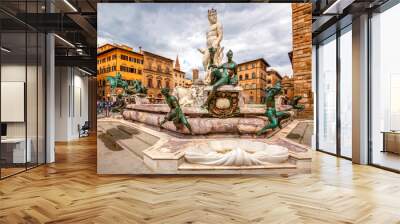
left=125, top=104, right=266, bottom=116
left=185, top=140, right=289, bottom=166
left=123, top=104, right=294, bottom=136
left=97, top=119, right=311, bottom=175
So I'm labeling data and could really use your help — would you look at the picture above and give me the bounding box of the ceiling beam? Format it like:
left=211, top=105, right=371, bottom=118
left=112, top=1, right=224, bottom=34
left=323, top=0, right=356, bottom=14
left=55, top=55, right=96, bottom=71
left=67, top=13, right=97, bottom=46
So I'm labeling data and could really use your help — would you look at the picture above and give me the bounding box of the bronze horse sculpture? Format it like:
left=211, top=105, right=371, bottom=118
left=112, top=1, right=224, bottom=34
left=106, top=72, right=128, bottom=94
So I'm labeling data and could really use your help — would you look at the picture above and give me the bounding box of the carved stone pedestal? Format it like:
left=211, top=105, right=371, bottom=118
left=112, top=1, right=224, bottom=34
left=133, top=93, right=149, bottom=105
left=204, top=85, right=243, bottom=118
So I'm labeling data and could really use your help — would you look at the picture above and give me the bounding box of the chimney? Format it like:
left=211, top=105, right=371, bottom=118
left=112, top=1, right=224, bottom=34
left=139, top=46, right=142, bottom=53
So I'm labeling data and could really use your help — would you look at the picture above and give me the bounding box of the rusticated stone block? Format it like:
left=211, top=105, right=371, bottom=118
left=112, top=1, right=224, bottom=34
left=292, top=3, right=313, bottom=118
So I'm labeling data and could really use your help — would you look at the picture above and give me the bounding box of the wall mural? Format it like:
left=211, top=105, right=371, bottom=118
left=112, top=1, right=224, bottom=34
left=97, top=3, right=313, bottom=175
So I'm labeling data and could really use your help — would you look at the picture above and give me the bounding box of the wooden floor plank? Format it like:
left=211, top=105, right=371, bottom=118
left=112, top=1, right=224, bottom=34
left=0, top=135, right=400, bottom=223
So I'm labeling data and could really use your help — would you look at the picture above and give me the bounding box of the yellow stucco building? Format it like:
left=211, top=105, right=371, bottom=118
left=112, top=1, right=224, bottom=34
left=97, top=43, right=144, bottom=98
left=238, top=58, right=270, bottom=104
left=237, top=58, right=283, bottom=104
left=266, top=68, right=283, bottom=89
left=142, top=51, right=174, bottom=102
left=97, top=43, right=197, bottom=102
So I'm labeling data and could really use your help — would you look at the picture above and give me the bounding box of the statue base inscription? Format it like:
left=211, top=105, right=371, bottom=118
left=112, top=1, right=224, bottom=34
left=204, top=85, right=242, bottom=118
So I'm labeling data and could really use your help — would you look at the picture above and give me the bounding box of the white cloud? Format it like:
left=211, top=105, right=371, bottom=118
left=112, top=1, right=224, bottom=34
left=98, top=3, right=293, bottom=79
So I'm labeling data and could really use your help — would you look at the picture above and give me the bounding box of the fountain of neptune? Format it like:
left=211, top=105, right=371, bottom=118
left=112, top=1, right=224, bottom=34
left=97, top=7, right=311, bottom=175
left=122, top=8, right=299, bottom=136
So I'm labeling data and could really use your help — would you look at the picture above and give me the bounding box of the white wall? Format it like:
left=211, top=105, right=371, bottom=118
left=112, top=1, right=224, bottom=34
left=1, top=63, right=46, bottom=164
left=1, top=65, right=41, bottom=138
left=71, top=72, right=89, bottom=138
left=55, top=66, right=69, bottom=141
left=1, top=65, right=26, bottom=139
left=54, top=67, right=89, bottom=141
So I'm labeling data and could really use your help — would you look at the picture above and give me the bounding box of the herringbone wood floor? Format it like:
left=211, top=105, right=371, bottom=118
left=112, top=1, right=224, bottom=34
left=1, top=135, right=400, bottom=224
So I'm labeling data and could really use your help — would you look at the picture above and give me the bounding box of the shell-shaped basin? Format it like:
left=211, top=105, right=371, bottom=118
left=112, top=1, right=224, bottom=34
left=184, top=140, right=289, bottom=166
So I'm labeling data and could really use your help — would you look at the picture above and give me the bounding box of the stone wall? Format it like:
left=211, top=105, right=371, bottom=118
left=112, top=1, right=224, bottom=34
left=292, top=3, right=313, bottom=118
left=281, top=76, right=294, bottom=99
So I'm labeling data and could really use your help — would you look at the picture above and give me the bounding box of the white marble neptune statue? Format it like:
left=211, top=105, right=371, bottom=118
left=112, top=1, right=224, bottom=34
left=198, top=8, right=224, bottom=85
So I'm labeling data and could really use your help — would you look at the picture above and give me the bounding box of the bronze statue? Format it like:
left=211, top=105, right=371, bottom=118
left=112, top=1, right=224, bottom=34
left=106, top=72, right=128, bottom=94
left=202, top=49, right=238, bottom=109
left=257, top=81, right=291, bottom=136
left=111, top=94, right=126, bottom=113
left=127, top=80, right=147, bottom=95
left=159, top=88, right=193, bottom=134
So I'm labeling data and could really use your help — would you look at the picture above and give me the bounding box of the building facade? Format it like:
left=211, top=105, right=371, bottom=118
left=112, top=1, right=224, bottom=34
left=237, top=58, right=270, bottom=104
left=97, top=44, right=144, bottom=99
left=184, top=78, right=193, bottom=88
left=142, top=51, right=174, bottom=101
left=266, top=68, right=283, bottom=88
left=173, top=56, right=186, bottom=87
left=192, top=69, right=199, bottom=82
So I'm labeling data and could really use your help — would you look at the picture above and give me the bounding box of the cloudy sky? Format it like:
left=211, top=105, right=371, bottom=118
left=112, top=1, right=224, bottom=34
left=98, top=3, right=293, bottom=79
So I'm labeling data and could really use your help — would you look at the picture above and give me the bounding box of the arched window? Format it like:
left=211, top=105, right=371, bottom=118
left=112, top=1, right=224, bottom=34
left=147, top=79, right=153, bottom=88
left=239, top=75, right=243, bottom=80
left=251, top=72, right=256, bottom=79
left=157, top=80, right=162, bottom=88
left=166, top=81, right=170, bottom=89
left=245, top=74, right=249, bottom=80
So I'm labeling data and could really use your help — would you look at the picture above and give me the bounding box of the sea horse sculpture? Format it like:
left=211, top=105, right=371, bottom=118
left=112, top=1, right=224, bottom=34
left=256, top=81, right=291, bottom=136
left=159, top=88, right=193, bottom=134
left=130, top=80, right=147, bottom=94
left=111, top=94, right=126, bottom=113
left=106, top=72, right=128, bottom=94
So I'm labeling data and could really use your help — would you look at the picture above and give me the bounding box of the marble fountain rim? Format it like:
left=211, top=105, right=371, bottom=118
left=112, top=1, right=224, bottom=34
left=124, top=104, right=267, bottom=116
